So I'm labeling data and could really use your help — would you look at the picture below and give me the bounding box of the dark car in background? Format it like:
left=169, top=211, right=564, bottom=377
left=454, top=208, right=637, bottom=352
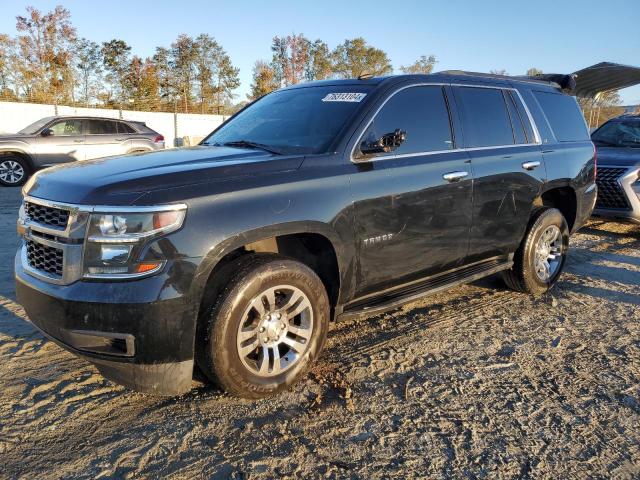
left=592, top=114, right=640, bottom=223
left=0, top=116, right=165, bottom=186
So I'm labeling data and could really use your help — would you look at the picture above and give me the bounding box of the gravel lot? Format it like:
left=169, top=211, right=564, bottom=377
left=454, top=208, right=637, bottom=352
left=1, top=186, right=639, bottom=479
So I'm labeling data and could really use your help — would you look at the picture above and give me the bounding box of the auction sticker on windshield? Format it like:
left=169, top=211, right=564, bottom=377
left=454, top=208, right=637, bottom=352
left=322, top=92, right=367, bottom=102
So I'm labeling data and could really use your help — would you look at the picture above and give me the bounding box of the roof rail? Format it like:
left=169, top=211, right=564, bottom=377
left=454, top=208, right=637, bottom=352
left=438, top=69, right=576, bottom=93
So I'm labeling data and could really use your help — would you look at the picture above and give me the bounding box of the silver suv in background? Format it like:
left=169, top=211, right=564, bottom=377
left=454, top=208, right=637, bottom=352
left=0, top=116, right=165, bottom=186
left=592, top=114, right=640, bottom=223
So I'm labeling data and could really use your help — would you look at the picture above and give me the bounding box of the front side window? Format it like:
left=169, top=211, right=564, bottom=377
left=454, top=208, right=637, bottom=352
left=534, top=91, right=589, bottom=142
left=456, top=87, right=515, bottom=148
left=591, top=120, right=640, bottom=148
left=49, top=119, right=83, bottom=136
left=87, top=120, right=118, bottom=135
left=203, top=85, right=372, bottom=155
left=356, top=86, right=453, bottom=159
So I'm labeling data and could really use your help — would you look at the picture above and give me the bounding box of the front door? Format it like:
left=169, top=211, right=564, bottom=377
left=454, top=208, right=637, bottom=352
left=350, top=85, right=473, bottom=297
left=34, top=118, right=85, bottom=165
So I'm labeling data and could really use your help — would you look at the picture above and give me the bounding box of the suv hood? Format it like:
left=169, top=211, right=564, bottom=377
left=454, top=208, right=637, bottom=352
left=0, top=133, right=32, bottom=142
left=595, top=146, right=640, bottom=167
left=24, top=146, right=305, bottom=205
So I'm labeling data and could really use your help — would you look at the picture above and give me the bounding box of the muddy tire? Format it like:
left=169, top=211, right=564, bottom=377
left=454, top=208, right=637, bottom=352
left=502, top=207, right=569, bottom=296
left=197, top=254, right=330, bottom=399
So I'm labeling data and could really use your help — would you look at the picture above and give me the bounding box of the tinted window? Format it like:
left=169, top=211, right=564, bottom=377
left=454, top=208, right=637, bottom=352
left=88, top=120, right=118, bottom=135
left=358, top=86, right=453, bottom=157
left=456, top=87, right=514, bottom=147
left=49, top=119, right=83, bottom=136
left=504, top=91, right=527, bottom=144
left=203, top=85, right=372, bottom=155
left=592, top=120, right=640, bottom=148
left=118, top=122, right=136, bottom=134
left=511, top=91, right=537, bottom=143
left=534, top=91, right=589, bottom=142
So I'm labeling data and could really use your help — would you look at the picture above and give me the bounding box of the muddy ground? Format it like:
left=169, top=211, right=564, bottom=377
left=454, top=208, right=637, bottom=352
left=0, top=186, right=639, bottom=479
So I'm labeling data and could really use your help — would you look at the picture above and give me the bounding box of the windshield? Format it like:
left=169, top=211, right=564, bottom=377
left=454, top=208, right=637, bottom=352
left=202, top=86, right=372, bottom=154
left=18, top=117, right=55, bottom=135
left=592, top=120, right=640, bottom=148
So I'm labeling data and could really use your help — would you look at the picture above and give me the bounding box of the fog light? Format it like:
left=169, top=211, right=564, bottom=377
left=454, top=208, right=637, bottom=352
left=100, top=245, right=131, bottom=264
left=87, top=266, right=129, bottom=274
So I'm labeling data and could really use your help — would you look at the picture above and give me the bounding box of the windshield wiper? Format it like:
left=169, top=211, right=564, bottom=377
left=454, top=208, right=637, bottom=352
left=218, top=140, right=284, bottom=155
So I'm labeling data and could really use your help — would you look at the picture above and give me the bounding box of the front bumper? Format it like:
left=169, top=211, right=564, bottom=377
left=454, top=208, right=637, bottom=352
left=593, top=166, right=640, bottom=223
left=15, top=253, right=198, bottom=395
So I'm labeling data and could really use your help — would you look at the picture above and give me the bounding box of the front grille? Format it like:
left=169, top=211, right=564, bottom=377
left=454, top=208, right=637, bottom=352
left=26, top=240, right=64, bottom=277
left=595, top=167, right=630, bottom=210
left=25, top=201, right=70, bottom=229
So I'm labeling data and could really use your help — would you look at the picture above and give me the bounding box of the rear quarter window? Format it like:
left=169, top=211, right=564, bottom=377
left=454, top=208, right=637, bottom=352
left=533, top=91, right=589, bottom=142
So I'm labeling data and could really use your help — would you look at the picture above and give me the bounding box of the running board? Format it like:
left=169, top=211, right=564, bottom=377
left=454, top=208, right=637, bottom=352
left=339, top=256, right=513, bottom=319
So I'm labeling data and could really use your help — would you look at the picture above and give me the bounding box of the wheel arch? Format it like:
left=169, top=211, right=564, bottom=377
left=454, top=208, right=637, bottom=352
left=0, top=149, right=35, bottom=172
left=191, top=221, right=348, bottom=326
left=534, top=184, right=578, bottom=232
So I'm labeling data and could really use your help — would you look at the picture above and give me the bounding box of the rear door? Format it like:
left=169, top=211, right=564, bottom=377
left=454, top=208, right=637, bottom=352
left=452, top=85, right=545, bottom=261
left=33, top=118, right=86, bottom=165
left=85, top=119, right=125, bottom=159
left=350, top=84, right=473, bottom=296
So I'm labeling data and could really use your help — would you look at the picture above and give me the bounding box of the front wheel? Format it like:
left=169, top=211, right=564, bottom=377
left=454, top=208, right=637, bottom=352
left=0, top=155, right=30, bottom=187
left=502, top=208, right=569, bottom=296
left=197, top=254, right=330, bottom=398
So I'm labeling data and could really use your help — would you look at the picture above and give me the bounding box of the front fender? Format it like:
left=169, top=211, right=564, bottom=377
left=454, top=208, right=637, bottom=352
left=0, top=145, right=35, bottom=167
left=189, top=220, right=355, bottom=308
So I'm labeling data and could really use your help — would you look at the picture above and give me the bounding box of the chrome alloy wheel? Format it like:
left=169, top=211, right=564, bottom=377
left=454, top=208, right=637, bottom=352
left=534, top=225, right=563, bottom=282
left=0, top=160, right=25, bottom=185
left=236, top=285, right=313, bottom=377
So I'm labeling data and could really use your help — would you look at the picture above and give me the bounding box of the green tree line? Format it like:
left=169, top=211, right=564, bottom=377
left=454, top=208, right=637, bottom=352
left=0, top=5, right=623, bottom=122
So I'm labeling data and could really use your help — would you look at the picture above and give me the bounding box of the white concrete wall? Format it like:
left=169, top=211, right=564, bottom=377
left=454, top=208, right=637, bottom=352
left=0, top=101, right=225, bottom=147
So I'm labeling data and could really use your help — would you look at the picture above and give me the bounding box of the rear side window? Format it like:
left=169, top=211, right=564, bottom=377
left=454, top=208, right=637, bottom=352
left=118, top=122, right=136, bottom=134
left=87, top=120, right=118, bottom=135
left=456, top=87, right=514, bottom=147
left=358, top=85, right=453, bottom=157
left=534, top=91, right=589, bottom=142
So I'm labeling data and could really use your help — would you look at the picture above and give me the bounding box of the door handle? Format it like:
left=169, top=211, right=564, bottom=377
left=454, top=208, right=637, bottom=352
left=115, top=138, right=126, bottom=141
left=73, top=139, right=84, bottom=143
left=442, top=171, right=469, bottom=183
left=522, top=161, right=541, bottom=170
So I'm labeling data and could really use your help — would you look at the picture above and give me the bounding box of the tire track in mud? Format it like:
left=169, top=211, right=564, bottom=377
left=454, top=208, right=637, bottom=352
left=326, top=288, right=517, bottom=363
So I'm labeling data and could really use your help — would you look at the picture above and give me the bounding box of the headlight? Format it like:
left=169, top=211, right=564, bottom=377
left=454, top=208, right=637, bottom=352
left=83, top=205, right=186, bottom=278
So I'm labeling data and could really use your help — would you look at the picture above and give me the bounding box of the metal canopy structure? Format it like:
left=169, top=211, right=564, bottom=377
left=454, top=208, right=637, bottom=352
left=572, top=62, right=640, bottom=98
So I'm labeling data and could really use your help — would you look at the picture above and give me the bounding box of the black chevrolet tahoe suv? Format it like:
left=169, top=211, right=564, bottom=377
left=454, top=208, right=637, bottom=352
left=15, top=72, right=597, bottom=398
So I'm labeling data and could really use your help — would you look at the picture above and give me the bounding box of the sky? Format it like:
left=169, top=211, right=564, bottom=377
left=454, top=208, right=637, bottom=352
left=1, top=0, right=639, bottom=104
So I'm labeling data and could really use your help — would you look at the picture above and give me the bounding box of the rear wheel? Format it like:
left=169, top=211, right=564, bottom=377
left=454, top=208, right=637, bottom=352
left=0, top=155, right=30, bottom=187
left=197, top=254, right=330, bottom=398
left=502, top=207, right=569, bottom=295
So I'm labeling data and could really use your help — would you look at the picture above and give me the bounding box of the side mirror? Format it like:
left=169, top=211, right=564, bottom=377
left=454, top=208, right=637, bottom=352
left=41, top=128, right=53, bottom=137
left=359, top=129, right=406, bottom=156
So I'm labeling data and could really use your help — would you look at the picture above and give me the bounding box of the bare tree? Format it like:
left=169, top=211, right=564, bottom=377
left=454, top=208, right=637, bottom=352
left=75, top=38, right=102, bottom=106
